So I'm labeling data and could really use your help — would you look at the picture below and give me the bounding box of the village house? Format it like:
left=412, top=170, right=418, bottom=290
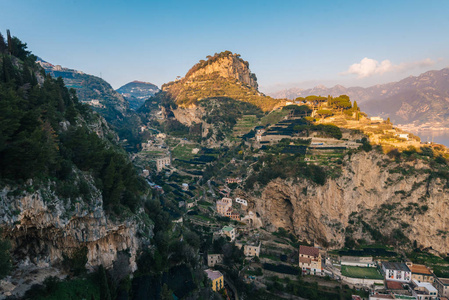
left=216, top=197, right=232, bottom=216
left=156, top=156, right=171, bottom=172
left=207, top=254, right=224, bottom=267
left=340, top=255, right=375, bottom=268
left=406, top=262, right=434, bottom=283
left=411, top=279, right=438, bottom=300
left=205, top=269, right=224, bottom=292
left=298, top=245, right=322, bottom=275
left=381, top=262, right=411, bottom=282
left=236, top=240, right=261, bottom=257
left=434, top=277, right=449, bottom=298
left=235, top=197, right=248, bottom=206
left=230, top=212, right=241, bottom=221
left=222, top=226, right=236, bottom=241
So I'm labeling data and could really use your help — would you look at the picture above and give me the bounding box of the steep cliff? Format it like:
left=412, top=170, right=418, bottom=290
left=1, top=180, right=151, bottom=271
left=185, top=52, right=258, bottom=90
left=245, top=150, right=449, bottom=254
left=140, top=51, right=283, bottom=116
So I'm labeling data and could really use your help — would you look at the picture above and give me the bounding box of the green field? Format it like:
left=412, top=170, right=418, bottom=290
left=341, top=266, right=383, bottom=279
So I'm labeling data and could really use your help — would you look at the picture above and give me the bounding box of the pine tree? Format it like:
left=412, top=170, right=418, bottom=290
left=353, top=100, right=358, bottom=111
left=0, top=32, right=6, bottom=53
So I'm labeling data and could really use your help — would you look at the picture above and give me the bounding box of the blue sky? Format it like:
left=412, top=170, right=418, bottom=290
left=1, top=0, right=448, bottom=93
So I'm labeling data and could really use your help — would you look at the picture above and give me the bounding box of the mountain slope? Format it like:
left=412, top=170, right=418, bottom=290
left=143, top=51, right=283, bottom=112
left=0, top=35, right=153, bottom=297
left=116, top=80, right=159, bottom=110
left=37, top=59, right=142, bottom=149
left=270, top=68, right=449, bottom=127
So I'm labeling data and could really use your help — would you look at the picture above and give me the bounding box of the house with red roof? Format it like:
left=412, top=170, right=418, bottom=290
left=298, top=245, right=322, bottom=275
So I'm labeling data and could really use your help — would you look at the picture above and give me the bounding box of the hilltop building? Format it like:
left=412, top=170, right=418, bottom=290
left=298, top=245, right=322, bottom=275
left=216, top=197, right=232, bottom=216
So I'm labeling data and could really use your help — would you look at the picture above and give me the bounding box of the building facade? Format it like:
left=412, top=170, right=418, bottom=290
left=207, top=254, right=224, bottom=267
left=205, top=269, right=224, bottom=292
left=298, top=245, right=322, bottom=275
left=434, top=277, right=449, bottom=298
left=381, top=262, right=411, bottom=282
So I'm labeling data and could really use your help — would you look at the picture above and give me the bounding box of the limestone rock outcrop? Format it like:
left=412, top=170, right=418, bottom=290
left=0, top=179, right=152, bottom=272
left=186, top=53, right=258, bottom=90
left=246, top=151, right=449, bottom=254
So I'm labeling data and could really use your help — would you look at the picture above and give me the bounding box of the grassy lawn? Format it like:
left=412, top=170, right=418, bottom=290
left=341, top=266, right=383, bottom=279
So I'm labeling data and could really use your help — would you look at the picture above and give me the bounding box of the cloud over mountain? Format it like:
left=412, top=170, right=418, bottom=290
left=341, top=57, right=435, bottom=78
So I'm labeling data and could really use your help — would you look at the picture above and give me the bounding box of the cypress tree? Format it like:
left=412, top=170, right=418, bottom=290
left=6, top=29, right=12, bottom=55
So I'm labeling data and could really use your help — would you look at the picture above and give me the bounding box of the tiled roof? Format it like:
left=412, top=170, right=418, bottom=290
left=386, top=280, right=404, bottom=290
left=439, top=278, right=449, bottom=285
left=382, top=262, right=410, bottom=272
left=409, top=264, right=432, bottom=275
left=299, top=245, right=319, bottom=257
left=205, top=269, right=223, bottom=281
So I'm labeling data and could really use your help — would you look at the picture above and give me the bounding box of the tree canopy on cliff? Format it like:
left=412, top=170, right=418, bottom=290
left=0, top=31, right=145, bottom=214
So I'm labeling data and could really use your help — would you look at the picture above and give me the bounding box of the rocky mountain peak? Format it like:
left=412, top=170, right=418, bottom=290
left=184, top=51, right=259, bottom=90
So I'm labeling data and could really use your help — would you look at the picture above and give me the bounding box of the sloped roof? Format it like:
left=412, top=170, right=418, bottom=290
left=299, top=245, right=319, bottom=258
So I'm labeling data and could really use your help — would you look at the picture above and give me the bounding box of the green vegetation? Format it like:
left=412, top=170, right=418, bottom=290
left=0, top=33, right=145, bottom=213
left=341, top=266, right=383, bottom=279
left=245, top=153, right=327, bottom=188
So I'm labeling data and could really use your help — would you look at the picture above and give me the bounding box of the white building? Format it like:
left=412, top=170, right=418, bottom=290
left=381, top=262, right=411, bottom=282
left=412, top=279, right=438, bottom=300
left=235, top=198, right=247, bottom=206
left=396, top=133, right=409, bottom=140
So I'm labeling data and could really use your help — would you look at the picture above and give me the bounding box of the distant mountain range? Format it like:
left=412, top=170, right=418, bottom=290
left=269, top=68, right=449, bottom=128
left=116, top=81, right=159, bottom=110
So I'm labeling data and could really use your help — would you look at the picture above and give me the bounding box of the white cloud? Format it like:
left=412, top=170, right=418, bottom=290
left=341, top=57, right=435, bottom=78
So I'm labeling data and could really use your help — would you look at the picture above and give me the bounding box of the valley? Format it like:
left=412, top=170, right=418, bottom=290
left=1, top=33, right=449, bottom=300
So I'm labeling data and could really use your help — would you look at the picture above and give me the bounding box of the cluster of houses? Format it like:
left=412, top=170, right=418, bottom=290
left=298, top=244, right=449, bottom=300
left=371, top=261, right=448, bottom=300
left=215, top=197, right=247, bottom=221
left=205, top=225, right=261, bottom=293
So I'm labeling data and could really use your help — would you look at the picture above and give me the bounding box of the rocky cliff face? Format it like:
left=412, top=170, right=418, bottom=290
left=0, top=179, right=152, bottom=272
left=186, top=53, right=258, bottom=90
left=245, top=151, right=449, bottom=254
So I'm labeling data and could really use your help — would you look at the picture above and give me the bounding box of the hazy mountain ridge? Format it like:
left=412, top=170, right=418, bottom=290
left=269, top=68, right=449, bottom=127
left=37, top=58, right=143, bottom=149
left=116, top=80, right=159, bottom=110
